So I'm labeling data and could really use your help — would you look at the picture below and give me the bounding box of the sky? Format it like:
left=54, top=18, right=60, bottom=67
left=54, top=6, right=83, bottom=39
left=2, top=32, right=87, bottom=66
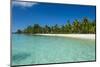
left=12, top=1, right=96, bottom=32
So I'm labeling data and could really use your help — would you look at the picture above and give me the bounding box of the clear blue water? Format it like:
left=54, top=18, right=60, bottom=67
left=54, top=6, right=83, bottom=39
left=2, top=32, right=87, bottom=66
left=12, top=34, right=95, bottom=65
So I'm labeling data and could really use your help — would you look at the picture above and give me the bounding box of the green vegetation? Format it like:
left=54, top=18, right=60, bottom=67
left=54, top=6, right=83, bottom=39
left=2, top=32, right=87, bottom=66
left=15, top=18, right=96, bottom=34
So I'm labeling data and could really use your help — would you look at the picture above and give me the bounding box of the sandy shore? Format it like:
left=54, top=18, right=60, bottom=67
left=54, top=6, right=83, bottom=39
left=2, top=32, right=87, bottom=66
left=33, top=34, right=95, bottom=40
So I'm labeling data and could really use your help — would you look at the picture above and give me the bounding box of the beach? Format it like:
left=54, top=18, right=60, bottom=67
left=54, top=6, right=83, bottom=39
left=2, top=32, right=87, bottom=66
left=33, top=34, right=95, bottom=40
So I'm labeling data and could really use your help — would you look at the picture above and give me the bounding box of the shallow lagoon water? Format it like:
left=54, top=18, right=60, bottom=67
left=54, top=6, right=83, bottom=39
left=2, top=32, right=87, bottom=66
left=12, top=34, right=95, bottom=65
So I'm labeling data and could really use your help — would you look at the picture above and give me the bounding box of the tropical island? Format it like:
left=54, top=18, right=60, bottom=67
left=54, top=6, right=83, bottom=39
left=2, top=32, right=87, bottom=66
left=14, top=18, right=95, bottom=40
left=15, top=18, right=95, bottom=34
left=12, top=1, right=96, bottom=66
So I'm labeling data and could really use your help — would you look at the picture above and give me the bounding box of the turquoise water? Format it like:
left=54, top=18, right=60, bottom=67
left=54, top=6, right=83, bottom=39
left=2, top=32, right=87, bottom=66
left=12, top=34, right=95, bottom=65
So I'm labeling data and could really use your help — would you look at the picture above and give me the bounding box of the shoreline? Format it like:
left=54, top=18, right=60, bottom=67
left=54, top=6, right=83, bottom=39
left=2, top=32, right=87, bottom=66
left=33, top=34, right=95, bottom=40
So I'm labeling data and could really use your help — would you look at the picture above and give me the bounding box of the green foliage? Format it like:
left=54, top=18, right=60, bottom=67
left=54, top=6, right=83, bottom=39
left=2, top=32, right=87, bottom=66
left=23, top=25, right=33, bottom=34
left=16, top=29, right=22, bottom=34
left=33, top=24, right=41, bottom=34
left=73, top=19, right=80, bottom=33
left=65, top=20, right=72, bottom=33
left=16, top=18, right=96, bottom=34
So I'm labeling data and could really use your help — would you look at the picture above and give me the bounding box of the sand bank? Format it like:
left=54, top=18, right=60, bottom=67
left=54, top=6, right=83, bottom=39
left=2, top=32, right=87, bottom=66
left=33, top=34, right=95, bottom=40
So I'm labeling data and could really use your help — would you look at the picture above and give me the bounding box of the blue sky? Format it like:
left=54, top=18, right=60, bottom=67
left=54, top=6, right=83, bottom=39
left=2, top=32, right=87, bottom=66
left=12, top=1, right=96, bottom=32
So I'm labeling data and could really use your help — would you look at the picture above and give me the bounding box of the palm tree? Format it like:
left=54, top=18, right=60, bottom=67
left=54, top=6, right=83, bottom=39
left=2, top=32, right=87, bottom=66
left=24, top=25, right=33, bottom=34
left=81, top=18, right=89, bottom=33
left=33, top=24, right=41, bottom=34
left=72, top=19, right=80, bottom=33
left=54, top=24, right=60, bottom=33
left=65, top=20, right=72, bottom=33
left=44, top=25, right=50, bottom=33
left=61, top=25, right=65, bottom=33
left=16, top=18, right=96, bottom=34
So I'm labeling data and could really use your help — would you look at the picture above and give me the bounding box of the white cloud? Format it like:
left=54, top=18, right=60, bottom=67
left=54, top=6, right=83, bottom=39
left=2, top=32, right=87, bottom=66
left=12, top=1, right=37, bottom=7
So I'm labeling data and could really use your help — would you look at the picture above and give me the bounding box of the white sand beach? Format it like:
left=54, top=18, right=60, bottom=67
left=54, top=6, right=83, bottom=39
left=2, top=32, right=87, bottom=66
left=34, top=34, right=95, bottom=40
